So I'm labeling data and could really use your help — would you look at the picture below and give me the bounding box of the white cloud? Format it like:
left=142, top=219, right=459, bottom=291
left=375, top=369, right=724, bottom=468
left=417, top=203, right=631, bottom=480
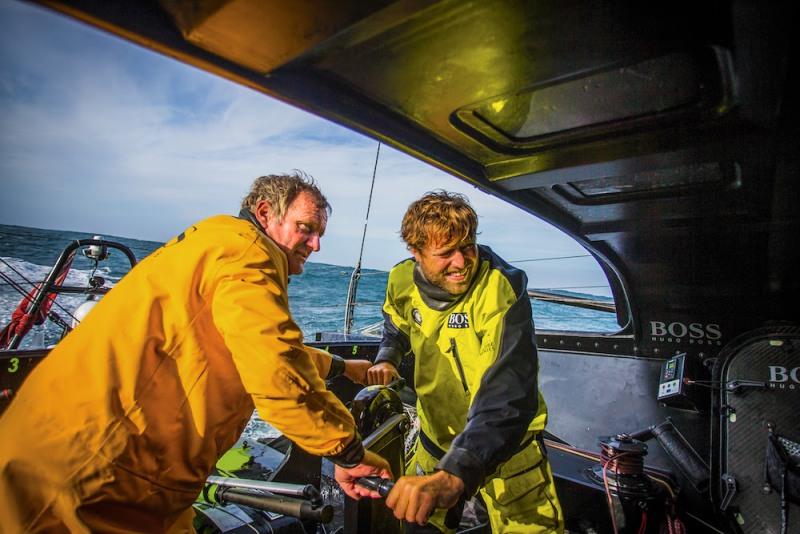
left=0, top=0, right=611, bottom=296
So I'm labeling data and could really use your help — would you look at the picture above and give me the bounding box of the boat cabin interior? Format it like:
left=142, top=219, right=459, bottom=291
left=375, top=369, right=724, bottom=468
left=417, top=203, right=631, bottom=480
left=2, top=1, right=798, bottom=533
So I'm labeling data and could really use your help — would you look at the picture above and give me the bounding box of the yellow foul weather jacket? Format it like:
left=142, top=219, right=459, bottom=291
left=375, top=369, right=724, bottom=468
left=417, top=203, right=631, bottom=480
left=377, top=245, right=563, bottom=532
left=0, top=213, right=360, bottom=533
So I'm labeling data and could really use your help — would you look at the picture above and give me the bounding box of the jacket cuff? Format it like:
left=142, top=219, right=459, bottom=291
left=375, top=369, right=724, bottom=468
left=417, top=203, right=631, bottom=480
left=326, top=434, right=365, bottom=468
left=375, top=346, right=403, bottom=369
left=327, top=353, right=346, bottom=379
left=435, top=446, right=484, bottom=497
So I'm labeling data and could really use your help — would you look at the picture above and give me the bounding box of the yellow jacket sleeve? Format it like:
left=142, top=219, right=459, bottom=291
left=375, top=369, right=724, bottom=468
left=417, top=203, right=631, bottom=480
left=306, top=345, right=334, bottom=378
left=210, top=250, right=357, bottom=458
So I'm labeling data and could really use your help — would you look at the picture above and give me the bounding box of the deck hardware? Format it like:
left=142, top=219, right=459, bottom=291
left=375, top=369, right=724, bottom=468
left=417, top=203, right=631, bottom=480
left=725, top=379, right=766, bottom=394
left=720, top=404, right=736, bottom=422
left=719, top=473, right=737, bottom=511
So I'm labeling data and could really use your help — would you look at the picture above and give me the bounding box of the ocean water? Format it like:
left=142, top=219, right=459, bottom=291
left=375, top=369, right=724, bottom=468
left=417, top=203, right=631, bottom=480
left=0, top=224, right=618, bottom=348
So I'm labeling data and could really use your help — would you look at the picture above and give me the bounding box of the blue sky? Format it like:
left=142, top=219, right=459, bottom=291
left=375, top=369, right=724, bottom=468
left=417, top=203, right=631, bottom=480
left=0, top=0, right=611, bottom=296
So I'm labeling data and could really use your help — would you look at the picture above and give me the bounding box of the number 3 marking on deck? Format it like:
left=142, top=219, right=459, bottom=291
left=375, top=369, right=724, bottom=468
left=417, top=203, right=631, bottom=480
left=7, top=358, right=19, bottom=373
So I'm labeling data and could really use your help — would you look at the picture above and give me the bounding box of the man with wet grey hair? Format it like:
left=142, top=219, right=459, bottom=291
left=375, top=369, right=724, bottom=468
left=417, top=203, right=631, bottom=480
left=242, top=171, right=332, bottom=224
left=240, top=171, right=332, bottom=275
left=0, top=172, right=392, bottom=532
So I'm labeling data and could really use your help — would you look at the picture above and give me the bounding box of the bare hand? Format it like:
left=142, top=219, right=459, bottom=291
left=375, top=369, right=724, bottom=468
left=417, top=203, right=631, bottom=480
left=367, top=362, right=400, bottom=385
left=334, top=450, right=393, bottom=500
left=385, top=470, right=464, bottom=525
left=343, top=359, right=373, bottom=384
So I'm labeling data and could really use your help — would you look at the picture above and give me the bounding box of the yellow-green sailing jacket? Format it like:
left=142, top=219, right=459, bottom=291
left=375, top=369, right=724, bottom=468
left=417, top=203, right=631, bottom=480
left=0, top=212, right=360, bottom=532
left=377, top=245, right=547, bottom=496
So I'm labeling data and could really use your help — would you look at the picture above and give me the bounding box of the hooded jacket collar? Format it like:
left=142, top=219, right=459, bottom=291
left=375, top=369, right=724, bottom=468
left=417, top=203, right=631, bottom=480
left=412, top=245, right=489, bottom=311
left=238, top=208, right=264, bottom=234
left=414, top=262, right=480, bottom=311
left=238, top=208, right=292, bottom=282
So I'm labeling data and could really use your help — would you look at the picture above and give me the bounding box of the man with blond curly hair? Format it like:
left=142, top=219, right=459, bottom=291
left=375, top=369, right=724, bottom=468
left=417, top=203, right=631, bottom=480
left=368, top=191, right=563, bottom=533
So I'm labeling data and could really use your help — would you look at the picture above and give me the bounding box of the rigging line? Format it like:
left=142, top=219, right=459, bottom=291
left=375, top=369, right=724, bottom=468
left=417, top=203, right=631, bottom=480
left=357, top=142, right=381, bottom=265
left=337, top=270, right=387, bottom=276
left=0, top=270, right=72, bottom=331
left=0, top=257, right=79, bottom=324
left=0, top=271, right=29, bottom=295
left=344, top=142, right=381, bottom=334
left=0, top=257, right=46, bottom=291
left=510, top=254, right=591, bottom=263
left=294, top=303, right=385, bottom=310
left=531, top=285, right=608, bottom=290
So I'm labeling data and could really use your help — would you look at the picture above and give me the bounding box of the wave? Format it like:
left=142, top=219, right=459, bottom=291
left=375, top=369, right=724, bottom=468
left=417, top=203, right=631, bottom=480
left=0, top=224, right=621, bottom=348
left=0, top=256, right=120, bottom=348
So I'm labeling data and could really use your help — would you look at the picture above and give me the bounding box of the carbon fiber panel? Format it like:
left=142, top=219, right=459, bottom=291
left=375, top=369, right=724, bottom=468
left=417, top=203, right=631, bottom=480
left=720, top=327, right=800, bottom=534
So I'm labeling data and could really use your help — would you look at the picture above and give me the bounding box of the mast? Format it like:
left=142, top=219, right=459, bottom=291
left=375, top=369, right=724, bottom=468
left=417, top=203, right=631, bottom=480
left=343, top=142, right=381, bottom=334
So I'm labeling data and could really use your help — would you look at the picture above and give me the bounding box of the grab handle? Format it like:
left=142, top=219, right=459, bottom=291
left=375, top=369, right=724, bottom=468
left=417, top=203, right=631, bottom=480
left=356, top=477, right=463, bottom=528
left=651, top=421, right=710, bottom=492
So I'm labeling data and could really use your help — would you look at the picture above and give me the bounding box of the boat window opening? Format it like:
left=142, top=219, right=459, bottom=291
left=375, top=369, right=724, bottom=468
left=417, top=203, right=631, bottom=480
left=528, top=288, right=618, bottom=334
left=309, top=251, right=619, bottom=339
left=504, top=248, right=619, bottom=333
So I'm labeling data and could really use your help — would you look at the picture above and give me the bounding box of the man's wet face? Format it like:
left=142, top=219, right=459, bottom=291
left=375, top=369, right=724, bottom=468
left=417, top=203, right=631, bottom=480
left=262, top=191, right=327, bottom=275
left=412, top=238, right=478, bottom=295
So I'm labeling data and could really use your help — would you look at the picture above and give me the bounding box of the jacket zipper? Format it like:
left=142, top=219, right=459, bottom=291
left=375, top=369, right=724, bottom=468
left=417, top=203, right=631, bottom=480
left=448, top=338, right=469, bottom=393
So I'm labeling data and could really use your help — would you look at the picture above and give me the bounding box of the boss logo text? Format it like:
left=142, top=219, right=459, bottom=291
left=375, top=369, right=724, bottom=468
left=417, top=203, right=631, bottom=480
left=448, top=313, right=469, bottom=329
left=650, top=321, right=722, bottom=345
left=769, top=366, right=799, bottom=390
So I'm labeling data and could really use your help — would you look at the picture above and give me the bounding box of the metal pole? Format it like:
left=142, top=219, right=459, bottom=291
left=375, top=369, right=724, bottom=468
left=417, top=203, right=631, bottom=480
left=344, top=142, right=381, bottom=334
left=205, top=476, right=316, bottom=499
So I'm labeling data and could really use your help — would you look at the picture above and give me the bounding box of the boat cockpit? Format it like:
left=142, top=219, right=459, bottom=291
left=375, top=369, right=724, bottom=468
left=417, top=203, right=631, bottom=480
left=2, top=1, right=798, bottom=533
